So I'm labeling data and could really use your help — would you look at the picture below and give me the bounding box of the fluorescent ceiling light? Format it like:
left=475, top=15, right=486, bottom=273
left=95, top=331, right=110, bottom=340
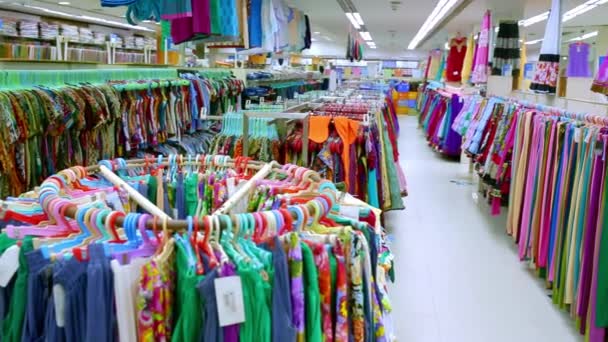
left=353, top=13, right=365, bottom=26
left=345, top=13, right=361, bottom=29
left=58, top=1, right=70, bottom=5
left=314, top=31, right=320, bottom=34
left=359, top=31, right=372, bottom=41
left=520, top=0, right=608, bottom=27
left=518, top=11, right=549, bottom=27
left=524, top=39, right=543, bottom=45
left=567, top=30, right=598, bottom=42
left=408, top=0, right=460, bottom=50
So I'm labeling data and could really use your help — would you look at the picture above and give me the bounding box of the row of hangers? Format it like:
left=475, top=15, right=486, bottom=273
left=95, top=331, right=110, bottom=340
left=6, top=156, right=341, bottom=267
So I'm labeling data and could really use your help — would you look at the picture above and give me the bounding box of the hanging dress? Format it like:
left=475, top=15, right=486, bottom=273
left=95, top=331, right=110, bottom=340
left=461, top=33, right=475, bottom=84
left=445, top=36, right=467, bottom=82
left=567, top=42, right=591, bottom=77
left=471, top=11, right=491, bottom=84
left=492, top=20, right=521, bottom=76
left=530, top=0, right=562, bottom=94
left=427, top=49, right=442, bottom=81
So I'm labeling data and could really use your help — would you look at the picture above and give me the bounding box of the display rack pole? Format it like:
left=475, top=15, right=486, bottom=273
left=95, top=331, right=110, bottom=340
left=213, top=161, right=277, bottom=215
left=98, top=165, right=171, bottom=219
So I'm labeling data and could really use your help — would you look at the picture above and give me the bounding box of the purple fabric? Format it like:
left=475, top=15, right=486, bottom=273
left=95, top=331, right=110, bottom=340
left=221, top=263, right=239, bottom=342
left=577, top=154, right=604, bottom=332
left=442, top=95, right=463, bottom=156
left=170, top=0, right=211, bottom=45
left=567, top=43, right=592, bottom=77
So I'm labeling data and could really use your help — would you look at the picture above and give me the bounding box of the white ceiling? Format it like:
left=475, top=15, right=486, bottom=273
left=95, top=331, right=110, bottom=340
left=8, top=0, right=608, bottom=59
left=290, top=0, right=608, bottom=58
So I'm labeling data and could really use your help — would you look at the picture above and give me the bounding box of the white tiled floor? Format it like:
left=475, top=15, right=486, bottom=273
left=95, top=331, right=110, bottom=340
left=386, top=116, right=580, bottom=342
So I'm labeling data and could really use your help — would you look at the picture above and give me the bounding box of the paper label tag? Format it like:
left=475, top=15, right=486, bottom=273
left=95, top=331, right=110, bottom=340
left=53, top=284, right=66, bottom=327
left=574, top=128, right=582, bottom=143
left=259, top=97, right=265, bottom=104
left=200, top=106, right=208, bottom=119
left=276, top=96, right=282, bottom=103
left=226, top=177, right=236, bottom=197
left=245, top=100, right=251, bottom=109
left=106, top=192, right=125, bottom=213
left=228, top=105, right=234, bottom=113
left=0, top=245, right=20, bottom=287
left=215, top=276, right=246, bottom=327
left=339, top=205, right=359, bottom=220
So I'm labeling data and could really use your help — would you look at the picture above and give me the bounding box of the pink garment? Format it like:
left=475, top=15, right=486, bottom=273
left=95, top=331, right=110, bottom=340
left=170, top=0, right=211, bottom=45
left=471, top=10, right=491, bottom=84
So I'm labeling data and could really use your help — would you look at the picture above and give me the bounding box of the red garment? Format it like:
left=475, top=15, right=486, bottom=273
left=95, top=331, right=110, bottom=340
left=445, top=37, right=467, bottom=82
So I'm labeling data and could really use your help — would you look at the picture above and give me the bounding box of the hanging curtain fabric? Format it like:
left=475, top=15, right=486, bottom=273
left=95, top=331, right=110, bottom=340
left=471, top=10, right=491, bottom=84
left=491, top=20, right=521, bottom=76
left=427, top=49, right=442, bottom=81
left=591, top=49, right=608, bottom=95
left=461, top=33, right=475, bottom=84
left=519, top=41, right=527, bottom=89
left=445, top=35, right=467, bottom=82
left=530, top=0, right=562, bottom=94
left=436, top=51, right=446, bottom=82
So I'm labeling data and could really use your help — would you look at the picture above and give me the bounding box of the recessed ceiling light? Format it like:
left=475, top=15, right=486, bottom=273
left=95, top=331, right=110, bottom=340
left=314, top=31, right=320, bottom=34
left=58, top=1, right=70, bottom=5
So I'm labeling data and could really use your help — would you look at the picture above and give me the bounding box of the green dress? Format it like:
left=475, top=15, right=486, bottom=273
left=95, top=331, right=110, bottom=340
left=1, top=236, right=33, bottom=342
left=301, top=243, right=322, bottom=342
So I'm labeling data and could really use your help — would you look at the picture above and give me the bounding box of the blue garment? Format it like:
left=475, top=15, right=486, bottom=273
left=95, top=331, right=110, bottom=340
left=85, top=244, right=116, bottom=342
left=249, top=0, right=263, bottom=47
left=197, top=269, right=223, bottom=342
left=220, top=0, right=239, bottom=37
left=22, top=250, right=53, bottom=342
left=54, top=257, right=88, bottom=342
left=262, top=237, right=296, bottom=342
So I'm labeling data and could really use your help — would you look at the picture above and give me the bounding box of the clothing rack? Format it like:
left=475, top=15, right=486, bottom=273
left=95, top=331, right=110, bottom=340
left=37, top=157, right=329, bottom=233
left=242, top=111, right=311, bottom=162
left=0, top=68, right=178, bottom=88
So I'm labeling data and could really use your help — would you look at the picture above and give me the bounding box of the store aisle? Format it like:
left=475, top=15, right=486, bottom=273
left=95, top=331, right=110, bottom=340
left=386, top=116, right=579, bottom=342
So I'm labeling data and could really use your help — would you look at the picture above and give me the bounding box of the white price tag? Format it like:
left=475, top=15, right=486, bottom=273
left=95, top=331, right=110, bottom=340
left=339, top=205, right=360, bottom=220
left=245, top=100, right=251, bottom=109
left=276, top=96, right=283, bottom=103
left=0, top=245, right=19, bottom=287
left=226, top=177, right=236, bottom=197
left=228, top=105, right=234, bottom=113
left=53, top=284, right=66, bottom=327
left=200, top=106, right=208, bottom=120
left=215, top=276, right=246, bottom=327
left=259, top=97, right=265, bottom=104
left=106, top=192, right=125, bottom=213
left=574, top=128, right=582, bottom=143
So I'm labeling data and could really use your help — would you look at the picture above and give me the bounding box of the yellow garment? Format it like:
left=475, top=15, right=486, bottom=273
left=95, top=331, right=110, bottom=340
left=461, top=33, right=475, bottom=84
left=427, top=50, right=441, bottom=80
left=309, top=116, right=331, bottom=143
